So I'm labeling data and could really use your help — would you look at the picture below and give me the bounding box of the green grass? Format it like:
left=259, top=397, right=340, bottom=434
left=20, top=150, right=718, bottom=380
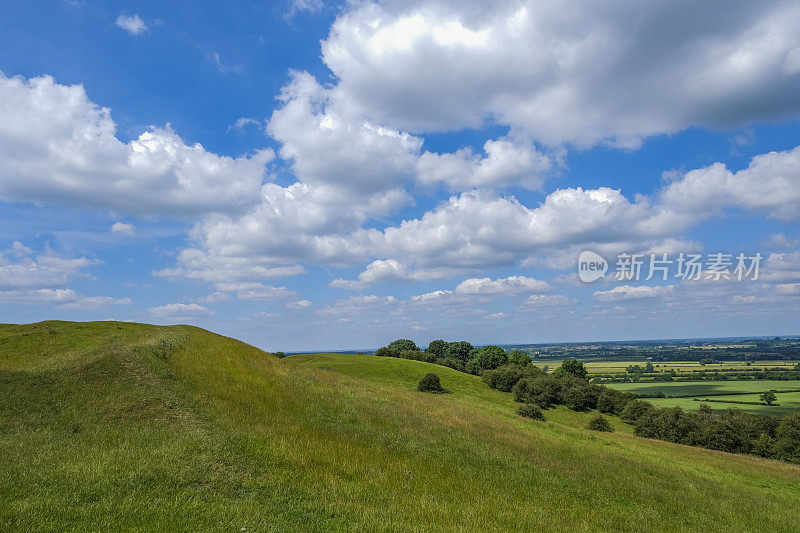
left=2, top=322, right=800, bottom=531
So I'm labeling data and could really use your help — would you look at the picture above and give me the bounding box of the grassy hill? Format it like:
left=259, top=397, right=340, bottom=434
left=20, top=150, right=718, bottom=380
left=2, top=322, right=800, bottom=531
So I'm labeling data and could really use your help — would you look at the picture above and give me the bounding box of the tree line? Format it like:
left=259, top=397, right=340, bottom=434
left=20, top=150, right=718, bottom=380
left=376, top=339, right=800, bottom=464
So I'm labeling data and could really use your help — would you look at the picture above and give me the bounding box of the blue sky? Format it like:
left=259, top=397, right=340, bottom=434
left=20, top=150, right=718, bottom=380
left=1, top=1, right=799, bottom=351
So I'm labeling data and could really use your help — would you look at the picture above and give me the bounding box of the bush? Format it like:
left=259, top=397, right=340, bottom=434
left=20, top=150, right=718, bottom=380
left=483, top=364, right=525, bottom=392
left=587, top=414, right=613, bottom=432
left=512, top=375, right=562, bottom=407
left=563, top=385, right=591, bottom=411
left=417, top=373, right=444, bottom=393
left=517, top=404, right=545, bottom=421
left=374, top=346, right=397, bottom=357
left=437, top=357, right=466, bottom=373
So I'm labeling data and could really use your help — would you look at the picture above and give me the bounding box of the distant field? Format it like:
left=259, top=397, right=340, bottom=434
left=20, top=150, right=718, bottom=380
left=583, top=360, right=800, bottom=374
left=607, top=380, right=800, bottom=415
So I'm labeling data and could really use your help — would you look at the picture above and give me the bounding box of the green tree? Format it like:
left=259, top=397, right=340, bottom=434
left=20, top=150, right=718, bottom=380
left=388, top=339, right=419, bottom=352
left=427, top=339, right=448, bottom=358
left=557, top=359, right=587, bottom=379
left=444, top=341, right=474, bottom=362
left=374, top=346, right=397, bottom=357
left=472, top=345, right=508, bottom=371
left=507, top=349, right=531, bottom=366
left=644, top=362, right=655, bottom=372
left=761, top=391, right=777, bottom=406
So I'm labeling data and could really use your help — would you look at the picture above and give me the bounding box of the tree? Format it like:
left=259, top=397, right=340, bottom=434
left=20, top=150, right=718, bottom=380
left=644, top=362, right=655, bottom=373
left=417, top=373, right=444, bottom=393
left=557, top=359, right=587, bottom=379
left=507, top=349, right=531, bottom=366
left=472, top=345, right=508, bottom=371
left=388, top=339, right=419, bottom=352
left=374, top=346, right=397, bottom=357
left=587, top=414, right=613, bottom=432
left=444, top=341, right=474, bottom=362
left=761, top=391, right=777, bottom=406
left=427, top=339, right=448, bottom=358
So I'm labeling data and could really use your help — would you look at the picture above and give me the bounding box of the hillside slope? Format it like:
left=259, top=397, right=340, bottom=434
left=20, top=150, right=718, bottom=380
left=1, top=322, right=800, bottom=531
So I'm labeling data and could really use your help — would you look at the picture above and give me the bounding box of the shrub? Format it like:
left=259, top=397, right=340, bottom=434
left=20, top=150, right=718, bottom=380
left=374, top=346, right=397, bottom=357
left=483, top=364, right=525, bottom=392
left=620, top=399, right=655, bottom=423
left=417, top=373, right=444, bottom=393
left=563, top=385, right=591, bottom=411
left=517, top=404, right=545, bottom=421
left=596, top=390, right=617, bottom=413
left=512, top=375, right=561, bottom=407
left=437, top=357, right=466, bottom=373
left=587, top=414, right=613, bottom=432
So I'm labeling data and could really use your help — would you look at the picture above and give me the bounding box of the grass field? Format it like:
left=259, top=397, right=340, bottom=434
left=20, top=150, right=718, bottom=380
left=3, top=322, right=800, bottom=531
left=607, top=380, right=800, bottom=415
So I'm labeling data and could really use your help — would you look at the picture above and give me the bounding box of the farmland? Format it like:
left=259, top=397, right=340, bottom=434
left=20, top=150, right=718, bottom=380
left=607, top=380, right=800, bottom=415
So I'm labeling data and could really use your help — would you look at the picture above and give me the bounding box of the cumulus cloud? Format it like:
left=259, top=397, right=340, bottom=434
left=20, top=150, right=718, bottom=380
left=286, top=299, right=312, bottom=309
left=111, top=222, right=135, bottom=236
left=0, top=73, right=272, bottom=216
left=660, top=145, right=800, bottom=221
left=116, top=14, right=148, bottom=35
left=454, top=276, right=550, bottom=295
left=594, top=284, right=676, bottom=302
left=322, top=0, right=800, bottom=147
left=149, top=303, right=213, bottom=317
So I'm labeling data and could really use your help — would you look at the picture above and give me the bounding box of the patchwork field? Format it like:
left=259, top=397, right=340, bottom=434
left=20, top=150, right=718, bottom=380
left=607, top=380, right=800, bottom=415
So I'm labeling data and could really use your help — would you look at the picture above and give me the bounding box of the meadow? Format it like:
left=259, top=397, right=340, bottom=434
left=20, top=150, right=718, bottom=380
left=2, top=322, right=800, bottom=531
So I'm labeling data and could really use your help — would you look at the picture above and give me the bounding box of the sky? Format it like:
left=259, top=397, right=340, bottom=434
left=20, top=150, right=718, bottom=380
left=1, top=0, right=799, bottom=351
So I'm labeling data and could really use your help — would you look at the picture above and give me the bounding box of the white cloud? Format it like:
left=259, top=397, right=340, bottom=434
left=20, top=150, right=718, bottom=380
left=286, top=299, right=312, bottom=309
left=0, top=288, right=131, bottom=309
left=149, top=303, right=213, bottom=317
left=521, top=294, right=575, bottom=308
left=594, top=284, right=676, bottom=302
left=0, top=73, right=272, bottom=216
left=660, top=145, right=800, bottom=221
left=417, top=135, right=552, bottom=189
left=111, top=222, right=135, bottom=236
left=322, top=0, right=800, bottom=147
left=454, top=276, right=549, bottom=295
left=0, top=242, right=96, bottom=290
left=116, top=14, right=148, bottom=35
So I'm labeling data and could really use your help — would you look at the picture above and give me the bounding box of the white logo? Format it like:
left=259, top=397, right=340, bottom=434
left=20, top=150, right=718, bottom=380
left=578, top=251, right=608, bottom=282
